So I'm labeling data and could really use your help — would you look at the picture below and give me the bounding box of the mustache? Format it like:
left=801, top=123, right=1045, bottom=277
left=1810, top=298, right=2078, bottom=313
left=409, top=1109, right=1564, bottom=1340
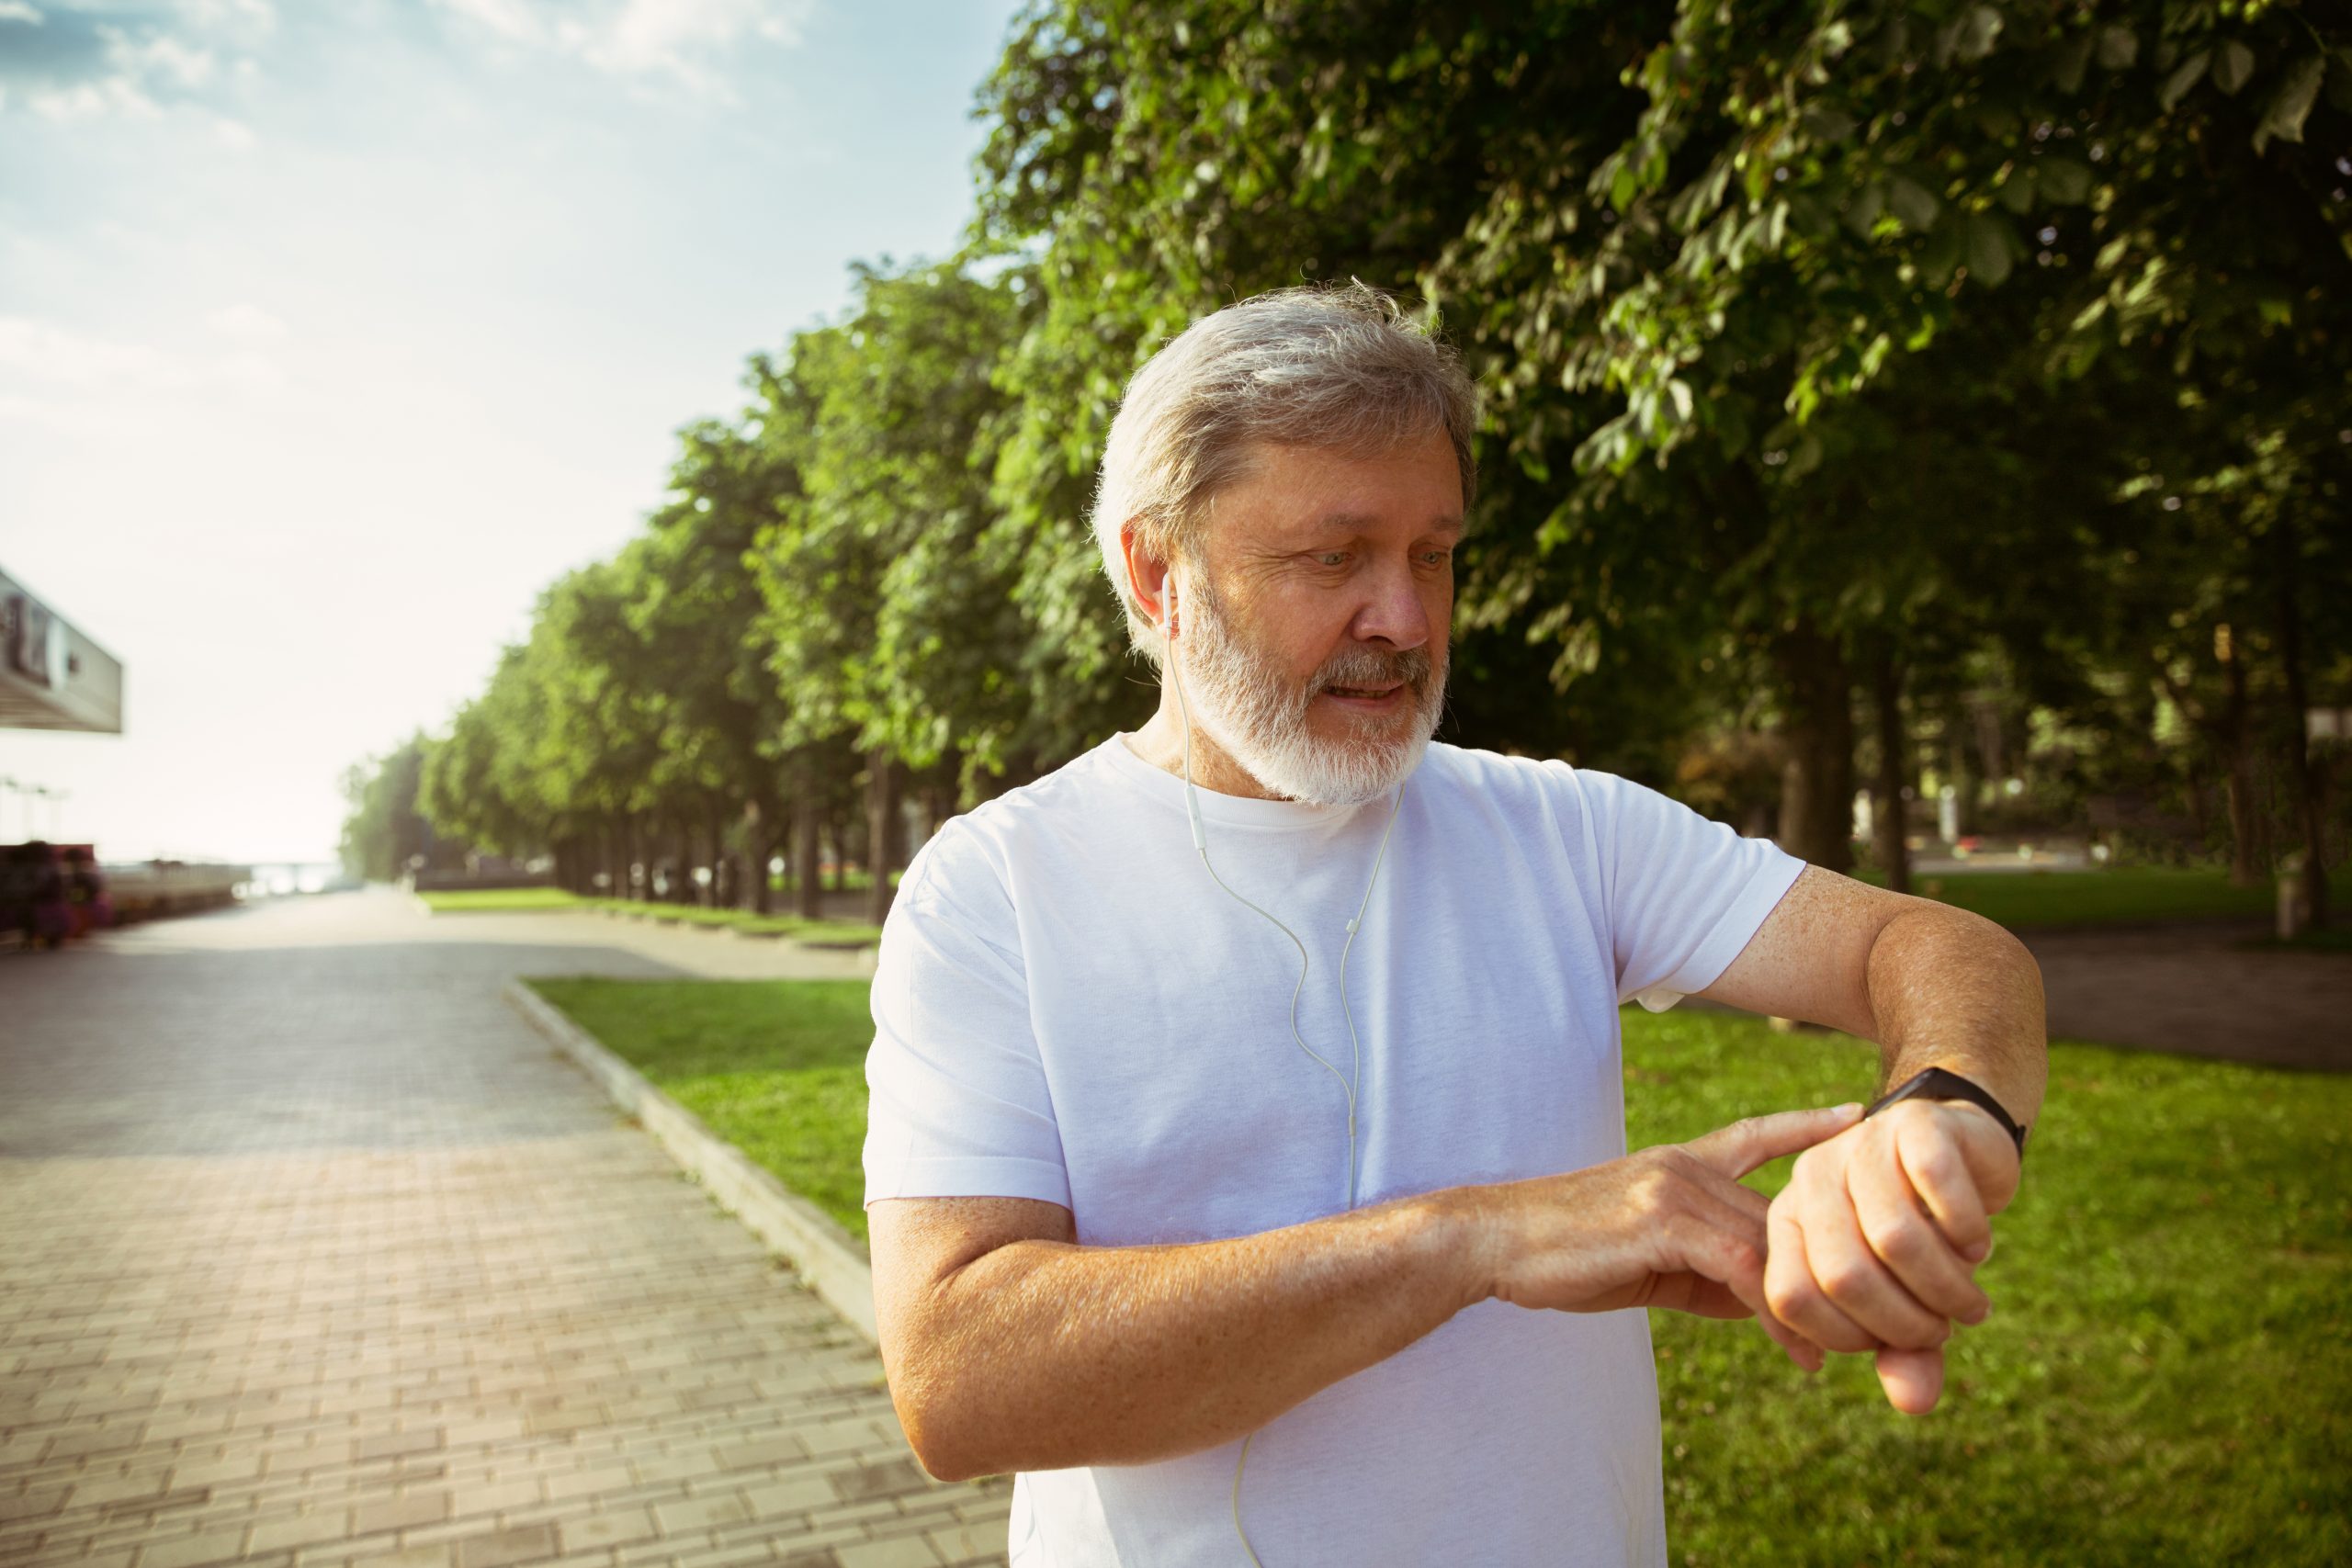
left=1312, top=643, right=1437, bottom=691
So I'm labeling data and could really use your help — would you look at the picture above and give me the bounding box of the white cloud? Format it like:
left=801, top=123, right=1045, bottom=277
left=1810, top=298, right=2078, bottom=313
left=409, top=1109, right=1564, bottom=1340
left=435, top=0, right=812, bottom=98
left=435, top=0, right=541, bottom=44
left=18, top=20, right=215, bottom=120
left=0, top=317, right=192, bottom=389
left=207, top=302, right=288, bottom=341
left=28, top=75, right=159, bottom=119
left=3, top=1, right=266, bottom=121
left=176, top=0, right=275, bottom=29
left=212, top=113, right=255, bottom=150
left=118, top=28, right=216, bottom=89
left=0, top=316, right=288, bottom=400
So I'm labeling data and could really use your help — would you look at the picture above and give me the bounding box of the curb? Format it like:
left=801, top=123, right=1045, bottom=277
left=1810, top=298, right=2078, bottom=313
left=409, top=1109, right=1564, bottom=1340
left=502, top=976, right=879, bottom=1345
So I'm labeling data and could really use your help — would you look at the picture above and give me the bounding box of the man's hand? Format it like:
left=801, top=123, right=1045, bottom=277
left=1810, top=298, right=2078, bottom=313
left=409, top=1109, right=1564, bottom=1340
left=1470, top=1104, right=1864, bottom=1364
left=1763, top=1099, right=2023, bottom=1414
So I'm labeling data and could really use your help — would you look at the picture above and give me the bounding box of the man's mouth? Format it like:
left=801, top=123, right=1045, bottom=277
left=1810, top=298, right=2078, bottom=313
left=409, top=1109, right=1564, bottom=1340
left=1321, top=682, right=1407, bottom=705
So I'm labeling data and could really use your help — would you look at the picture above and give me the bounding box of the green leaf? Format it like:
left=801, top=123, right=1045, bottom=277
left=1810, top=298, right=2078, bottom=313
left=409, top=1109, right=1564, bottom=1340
left=1955, top=5, right=2003, bottom=63
left=1887, top=175, right=1940, bottom=231
left=2050, top=33, right=2094, bottom=94
left=1844, top=180, right=1886, bottom=237
left=2038, top=157, right=2093, bottom=205
left=1784, top=434, right=1824, bottom=480
left=1965, top=213, right=2016, bottom=287
left=1997, top=167, right=2037, bottom=214
left=1919, top=220, right=1964, bottom=284
left=1799, top=107, right=1857, bottom=143
left=1666, top=378, right=1694, bottom=427
left=2254, top=56, right=2324, bottom=151
left=2097, top=25, right=2138, bottom=71
left=2160, top=51, right=2209, bottom=111
left=2212, top=39, right=2256, bottom=94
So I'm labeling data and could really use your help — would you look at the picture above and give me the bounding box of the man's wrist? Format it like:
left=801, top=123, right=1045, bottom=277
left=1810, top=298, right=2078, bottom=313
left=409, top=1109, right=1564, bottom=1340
left=1407, top=1185, right=1498, bottom=1314
left=1866, top=1066, right=2030, bottom=1159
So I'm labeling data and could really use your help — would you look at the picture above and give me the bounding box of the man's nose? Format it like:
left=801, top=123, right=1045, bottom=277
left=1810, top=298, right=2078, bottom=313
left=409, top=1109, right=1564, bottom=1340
left=1350, top=562, right=1432, bottom=650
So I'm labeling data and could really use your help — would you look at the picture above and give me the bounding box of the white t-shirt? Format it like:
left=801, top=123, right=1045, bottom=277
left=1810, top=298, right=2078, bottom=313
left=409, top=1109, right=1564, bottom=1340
left=865, top=736, right=1804, bottom=1568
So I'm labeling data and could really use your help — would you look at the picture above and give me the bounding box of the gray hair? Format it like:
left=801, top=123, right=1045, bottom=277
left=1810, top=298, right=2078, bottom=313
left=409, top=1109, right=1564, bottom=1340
left=1091, top=281, right=1480, bottom=669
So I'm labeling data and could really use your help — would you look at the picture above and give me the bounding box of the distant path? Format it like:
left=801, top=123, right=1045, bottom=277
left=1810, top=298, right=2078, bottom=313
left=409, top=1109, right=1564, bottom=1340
left=2022, top=919, right=2349, bottom=1072
left=0, top=889, right=1008, bottom=1568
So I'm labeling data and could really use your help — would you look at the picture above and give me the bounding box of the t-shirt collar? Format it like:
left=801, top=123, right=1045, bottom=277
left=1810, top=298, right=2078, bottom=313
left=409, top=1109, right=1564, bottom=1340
left=1100, top=731, right=1385, bottom=830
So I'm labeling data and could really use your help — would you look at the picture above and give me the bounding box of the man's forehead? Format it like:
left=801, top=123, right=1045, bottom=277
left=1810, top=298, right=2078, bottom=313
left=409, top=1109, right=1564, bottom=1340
left=1208, top=436, right=1466, bottom=544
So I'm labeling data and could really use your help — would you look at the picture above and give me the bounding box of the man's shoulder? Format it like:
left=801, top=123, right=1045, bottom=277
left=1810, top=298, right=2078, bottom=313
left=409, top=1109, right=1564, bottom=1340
left=1418, top=741, right=1588, bottom=812
left=948, top=740, right=1126, bottom=835
left=903, top=742, right=1127, bottom=892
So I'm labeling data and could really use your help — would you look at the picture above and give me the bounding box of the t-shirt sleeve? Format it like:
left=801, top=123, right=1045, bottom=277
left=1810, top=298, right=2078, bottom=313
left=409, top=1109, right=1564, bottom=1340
left=1564, top=767, right=1808, bottom=1013
left=863, top=821, right=1072, bottom=1212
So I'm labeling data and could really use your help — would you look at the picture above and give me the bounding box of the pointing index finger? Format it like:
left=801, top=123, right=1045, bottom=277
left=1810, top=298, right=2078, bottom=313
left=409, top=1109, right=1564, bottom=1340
left=1687, top=1103, right=1865, bottom=1180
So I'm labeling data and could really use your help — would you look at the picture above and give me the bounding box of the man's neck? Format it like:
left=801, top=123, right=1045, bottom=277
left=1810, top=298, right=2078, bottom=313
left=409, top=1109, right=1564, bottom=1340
left=1124, top=692, right=1289, bottom=801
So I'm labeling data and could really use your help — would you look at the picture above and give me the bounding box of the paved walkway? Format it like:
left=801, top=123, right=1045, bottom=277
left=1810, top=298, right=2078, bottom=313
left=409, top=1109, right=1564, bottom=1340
left=2023, top=920, right=2350, bottom=1072
left=0, top=890, right=1010, bottom=1568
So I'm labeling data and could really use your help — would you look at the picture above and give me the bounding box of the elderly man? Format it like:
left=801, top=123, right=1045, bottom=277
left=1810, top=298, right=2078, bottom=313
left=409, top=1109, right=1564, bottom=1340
left=862, top=285, right=2044, bottom=1566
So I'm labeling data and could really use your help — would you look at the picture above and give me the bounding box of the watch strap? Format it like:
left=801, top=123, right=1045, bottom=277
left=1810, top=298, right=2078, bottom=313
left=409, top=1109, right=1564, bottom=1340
left=1864, top=1066, right=2030, bottom=1160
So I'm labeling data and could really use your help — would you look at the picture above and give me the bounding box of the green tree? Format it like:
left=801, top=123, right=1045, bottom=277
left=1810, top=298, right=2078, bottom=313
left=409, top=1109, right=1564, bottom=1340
left=338, top=734, right=459, bottom=882
left=750, top=258, right=1062, bottom=920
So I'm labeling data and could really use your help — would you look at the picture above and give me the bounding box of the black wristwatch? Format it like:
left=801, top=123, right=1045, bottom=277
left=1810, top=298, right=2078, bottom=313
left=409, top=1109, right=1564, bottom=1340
left=1864, top=1066, right=2030, bottom=1161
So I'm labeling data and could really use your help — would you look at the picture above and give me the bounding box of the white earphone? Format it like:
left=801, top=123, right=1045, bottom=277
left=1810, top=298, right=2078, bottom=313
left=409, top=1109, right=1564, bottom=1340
left=1152, top=568, right=1406, bottom=1567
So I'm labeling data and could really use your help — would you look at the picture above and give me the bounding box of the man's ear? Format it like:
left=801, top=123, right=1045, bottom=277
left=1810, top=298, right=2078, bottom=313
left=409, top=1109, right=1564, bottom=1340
left=1118, top=518, right=1174, bottom=633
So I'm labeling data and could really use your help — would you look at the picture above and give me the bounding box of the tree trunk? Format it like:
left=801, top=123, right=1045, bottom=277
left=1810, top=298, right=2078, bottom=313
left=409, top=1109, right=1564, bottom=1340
left=1774, top=621, right=1856, bottom=873
left=793, top=798, right=823, bottom=921
left=1944, top=733, right=1972, bottom=841
left=2221, top=631, right=2260, bottom=886
left=1871, top=649, right=1910, bottom=896
left=749, top=802, right=773, bottom=916
left=865, top=750, right=900, bottom=927
left=2277, top=530, right=2330, bottom=928
left=704, top=797, right=726, bottom=908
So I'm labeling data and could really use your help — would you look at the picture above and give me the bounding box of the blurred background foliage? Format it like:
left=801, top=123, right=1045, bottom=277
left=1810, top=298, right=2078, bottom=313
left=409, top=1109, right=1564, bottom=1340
left=345, top=0, right=2349, bottom=931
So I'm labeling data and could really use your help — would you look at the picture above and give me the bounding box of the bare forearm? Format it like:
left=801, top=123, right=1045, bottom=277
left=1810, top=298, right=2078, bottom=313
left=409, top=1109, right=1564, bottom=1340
left=1864, top=907, right=2047, bottom=1125
left=894, top=1191, right=1479, bottom=1479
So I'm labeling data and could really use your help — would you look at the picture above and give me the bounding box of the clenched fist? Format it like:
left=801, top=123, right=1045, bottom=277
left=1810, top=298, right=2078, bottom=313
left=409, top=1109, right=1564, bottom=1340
left=1763, top=1097, right=2023, bottom=1413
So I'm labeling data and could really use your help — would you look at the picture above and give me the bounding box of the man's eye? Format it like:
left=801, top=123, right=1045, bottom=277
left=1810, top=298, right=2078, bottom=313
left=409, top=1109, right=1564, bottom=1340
left=1317, top=552, right=1349, bottom=568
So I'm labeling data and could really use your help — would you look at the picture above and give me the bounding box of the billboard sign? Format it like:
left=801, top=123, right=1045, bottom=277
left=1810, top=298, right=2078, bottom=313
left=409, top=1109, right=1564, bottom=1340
left=0, top=568, right=124, bottom=734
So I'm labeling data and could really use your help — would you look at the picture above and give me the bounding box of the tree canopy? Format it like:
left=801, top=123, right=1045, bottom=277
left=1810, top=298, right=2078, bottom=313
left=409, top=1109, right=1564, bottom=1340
left=352, top=0, right=2347, bottom=916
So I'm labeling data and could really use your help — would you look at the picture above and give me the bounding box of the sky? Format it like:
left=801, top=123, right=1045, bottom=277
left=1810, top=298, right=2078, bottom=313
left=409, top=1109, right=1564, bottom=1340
left=0, top=0, right=1024, bottom=863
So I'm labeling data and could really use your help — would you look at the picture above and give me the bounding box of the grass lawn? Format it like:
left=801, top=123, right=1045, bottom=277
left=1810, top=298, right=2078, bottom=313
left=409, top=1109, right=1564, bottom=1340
left=1867, top=866, right=2278, bottom=930
left=1628, top=1009, right=2348, bottom=1566
left=605, top=901, right=881, bottom=946
left=526, top=977, right=2350, bottom=1564
left=421, top=888, right=881, bottom=947
left=529, top=976, right=876, bottom=1243
left=417, top=886, right=582, bottom=912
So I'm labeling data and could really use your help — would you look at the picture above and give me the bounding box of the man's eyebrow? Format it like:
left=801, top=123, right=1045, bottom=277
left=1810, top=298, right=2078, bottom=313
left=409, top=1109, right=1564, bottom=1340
left=1294, top=512, right=1467, bottom=537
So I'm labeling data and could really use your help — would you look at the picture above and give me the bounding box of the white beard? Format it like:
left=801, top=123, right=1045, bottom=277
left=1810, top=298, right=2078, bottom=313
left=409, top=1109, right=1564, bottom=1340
left=1171, top=572, right=1447, bottom=806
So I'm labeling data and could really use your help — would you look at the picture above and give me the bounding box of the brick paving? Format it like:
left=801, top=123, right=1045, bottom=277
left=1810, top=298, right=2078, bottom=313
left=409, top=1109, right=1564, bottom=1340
left=0, top=891, right=1010, bottom=1568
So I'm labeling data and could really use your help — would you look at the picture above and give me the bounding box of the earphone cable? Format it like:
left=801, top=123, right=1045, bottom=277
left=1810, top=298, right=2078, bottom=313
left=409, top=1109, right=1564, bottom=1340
left=1165, top=619, right=1406, bottom=1566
